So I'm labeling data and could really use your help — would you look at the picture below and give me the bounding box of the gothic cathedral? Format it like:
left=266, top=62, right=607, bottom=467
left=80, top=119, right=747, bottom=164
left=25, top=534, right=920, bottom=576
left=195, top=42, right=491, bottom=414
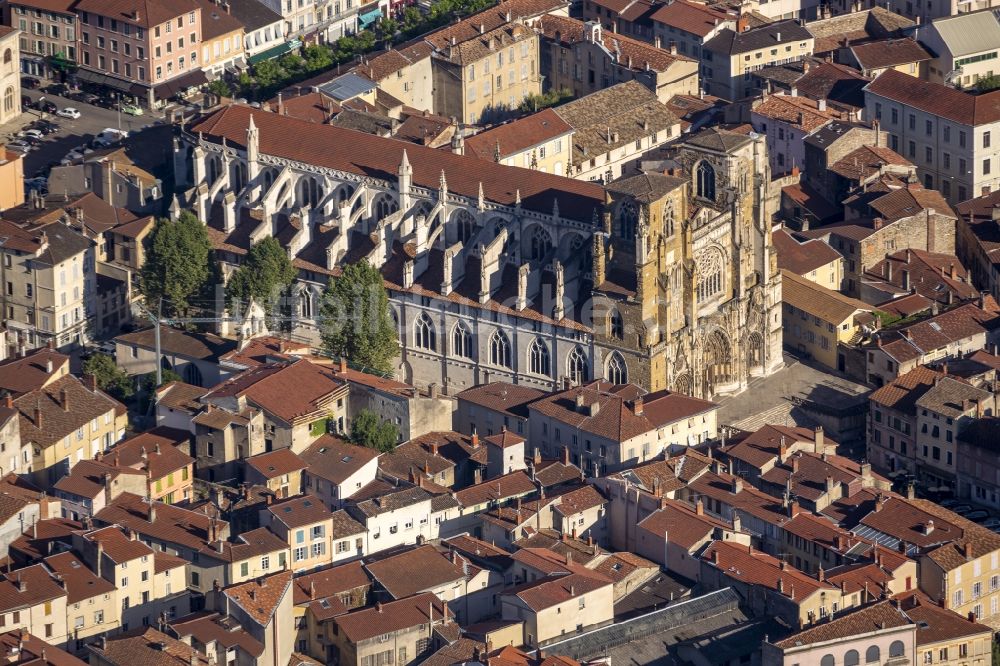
left=592, top=128, right=783, bottom=399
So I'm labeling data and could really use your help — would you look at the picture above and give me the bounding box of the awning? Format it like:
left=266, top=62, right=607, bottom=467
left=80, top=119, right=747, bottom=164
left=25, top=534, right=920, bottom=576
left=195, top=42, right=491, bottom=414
left=247, top=39, right=301, bottom=65
left=75, top=69, right=107, bottom=86
left=102, top=75, right=135, bottom=93
left=153, top=68, right=208, bottom=100
left=358, top=8, right=382, bottom=27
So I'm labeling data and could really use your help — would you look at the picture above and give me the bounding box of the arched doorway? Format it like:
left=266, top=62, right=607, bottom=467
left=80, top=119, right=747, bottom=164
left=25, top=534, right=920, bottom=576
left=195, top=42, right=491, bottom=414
left=704, top=330, right=733, bottom=390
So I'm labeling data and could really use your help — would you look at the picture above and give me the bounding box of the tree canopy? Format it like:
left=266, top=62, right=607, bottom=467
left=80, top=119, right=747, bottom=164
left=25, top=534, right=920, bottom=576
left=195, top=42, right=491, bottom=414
left=319, top=260, right=398, bottom=375
left=140, top=211, right=212, bottom=316
left=225, top=236, right=297, bottom=314
left=82, top=353, right=133, bottom=401
left=349, top=408, right=399, bottom=452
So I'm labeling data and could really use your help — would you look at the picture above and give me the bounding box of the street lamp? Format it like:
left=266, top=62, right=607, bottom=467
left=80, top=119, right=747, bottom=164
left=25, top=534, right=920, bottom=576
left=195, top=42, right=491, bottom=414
left=37, top=95, right=45, bottom=120
left=116, top=92, right=121, bottom=132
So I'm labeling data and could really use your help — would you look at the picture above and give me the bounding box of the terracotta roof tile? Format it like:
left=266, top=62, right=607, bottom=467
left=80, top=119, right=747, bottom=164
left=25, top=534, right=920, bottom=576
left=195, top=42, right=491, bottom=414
left=650, top=0, right=733, bottom=37
left=245, top=449, right=306, bottom=480
left=850, top=38, right=931, bottom=70
left=637, top=500, right=730, bottom=549
left=292, top=560, right=370, bottom=605
left=223, top=570, right=293, bottom=626
left=334, top=592, right=450, bottom=643
left=454, top=470, right=536, bottom=507
left=265, top=494, right=332, bottom=529
left=205, top=360, right=346, bottom=424
left=300, top=435, right=378, bottom=486
left=773, top=228, right=843, bottom=275
left=168, top=612, right=264, bottom=657
left=865, top=69, right=1000, bottom=126
left=364, top=545, right=467, bottom=599
left=506, top=571, right=610, bottom=611
left=773, top=600, right=910, bottom=648
left=465, top=109, right=573, bottom=162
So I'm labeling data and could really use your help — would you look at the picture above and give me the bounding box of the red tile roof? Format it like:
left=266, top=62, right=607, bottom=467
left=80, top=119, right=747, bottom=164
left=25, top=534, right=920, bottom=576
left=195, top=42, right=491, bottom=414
left=223, top=570, right=293, bottom=626
left=334, top=592, right=450, bottom=643
left=192, top=105, right=604, bottom=222
left=752, top=94, right=840, bottom=132
left=72, top=0, right=201, bottom=28
left=204, top=360, right=346, bottom=424
left=850, top=38, right=931, bottom=70
left=454, top=471, right=536, bottom=507
left=505, top=571, right=610, bottom=611
left=772, top=228, right=843, bottom=276
left=364, top=545, right=467, bottom=599
left=650, top=0, right=733, bottom=36
left=107, top=426, right=193, bottom=480
left=865, top=69, right=1000, bottom=126
left=637, top=499, right=730, bottom=549
left=465, top=109, right=574, bottom=161
left=43, top=551, right=116, bottom=604
left=245, top=448, right=307, bottom=480
left=703, top=540, right=836, bottom=599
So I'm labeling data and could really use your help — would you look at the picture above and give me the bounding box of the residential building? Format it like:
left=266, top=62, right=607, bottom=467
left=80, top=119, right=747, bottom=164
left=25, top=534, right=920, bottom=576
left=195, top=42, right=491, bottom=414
left=73, top=0, right=208, bottom=107
left=0, top=147, right=23, bottom=213
left=300, top=436, right=379, bottom=509
left=0, top=630, right=88, bottom=666
left=866, top=299, right=1000, bottom=387
left=801, top=124, right=900, bottom=213
left=861, top=249, right=978, bottom=307
left=0, top=218, right=94, bottom=353
left=426, top=17, right=540, bottom=124
left=648, top=0, right=734, bottom=61
left=53, top=459, right=146, bottom=520
left=536, top=16, right=699, bottom=103
left=5, top=0, right=75, bottom=79
left=114, top=325, right=237, bottom=387
left=751, top=94, right=841, bottom=174
left=864, top=70, right=1000, bottom=203
left=453, top=383, right=543, bottom=438
left=378, top=431, right=485, bottom=489
left=214, top=571, right=293, bottom=666
left=634, top=498, right=746, bottom=580
left=762, top=600, right=916, bottom=666
left=260, top=494, right=334, bottom=572
left=500, top=571, right=613, bottom=647
left=527, top=380, right=719, bottom=474
left=959, top=417, right=1000, bottom=508
left=167, top=612, right=265, bottom=666
left=773, top=228, right=844, bottom=290
left=884, top=0, right=1000, bottom=32
left=46, top=148, right=163, bottom=215
left=921, top=12, right=1000, bottom=88
left=351, top=42, right=434, bottom=112
left=0, top=393, right=29, bottom=478
left=105, top=427, right=195, bottom=504
left=290, top=561, right=370, bottom=660
left=464, top=109, right=574, bottom=176
left=196, top=0, right=245, bottom=78
left=782, top=270, right=875, bottom=372
left=899, top=591, right=994, bottom=666
left=331, top=593, right=451, bottom=666
left=244, top=448, right=306, bottom=498
left=839, top=38, right=931, bottom=79
left=702, top=20, right=815, bottom=101
left=88, top=627, right=209, bottom=666
left=0, top=564, right=69, bottom=645
left=868, top=366, right=942, bottom=477
left=154, top=381, right=204, bottom=433
left=227, top=0, right=286, bottom=63
left=345, top=482, right=449, bottom=554
left=551, top=81, right=680, bottom=183
left=701, top=540, right=845, bottom=628
left=200, top=359, right=349, bottom=454
left=14, top=374, right=126, bottom=485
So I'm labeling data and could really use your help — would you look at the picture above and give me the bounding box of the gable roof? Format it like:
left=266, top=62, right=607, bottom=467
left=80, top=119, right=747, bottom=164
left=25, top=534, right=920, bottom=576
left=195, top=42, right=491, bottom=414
left=465, top=109, right=573, bottom=162
left=773, top=228, right=843, bottom=275
left=865, top=69, right=1000, bottom=126
left=783, top=269, right=872, bottom=323
left=192, top=104, right=604, bottom=222
left=15, top=374, right=124, bottom=448
left=773, top=600, right=911, bottom=648
left=928, top=10, right=1000, bottom=58
left=649, top=0, right=733, bottom=37
left=705, top=19, right=812, bottom=55
left=300, top=435, right=379, bottom=485
left=334, top=592, right=450, bottom=643
left=364, top=545, right=467, bottom=599
left=850, top=38, right=931, bottom=71
left=224, top=570, right=293, bottom=627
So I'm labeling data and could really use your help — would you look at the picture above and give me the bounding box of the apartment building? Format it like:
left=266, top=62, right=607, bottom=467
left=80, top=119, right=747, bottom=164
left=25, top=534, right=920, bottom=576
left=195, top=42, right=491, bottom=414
left=773, top=229, right=844, bottom=290
left=427, top=19, right=540, bottom=124
left=300, top=437, right=378, bottom=508
left=331, top=593, right=451, bottom=666
left=536, top=16, right=699, bottom=103
left=6, top=0, right=76, bottom=78
left=196, top=0, right=245, bottom=78
left=869, top=366, right=943, bottom=477
left=53, top=459, right=147, bottom=520
left=500, top=571, right=614, bottom=647
left=921, top=12, right=1000, bottom=88
left=244, top=448, right=306, bottom=498
left=106, top=427, right=194, bottom=503
left=782, top=270, right=874, bottom=372
left=227, top=0, right=286, bottom=63
left=464, top=108, right=574, bottom=175
left=74, top=0, right=207, bottom=107
left=14, top=374, right=126, bottom=485
left=0, top=565, right=68, bottom=645
left=527, top=380, right=718, bottom=475
left=0, top=218, right=94, bottom=352
left=217, top=572, right=294, bottom=666
left=260, top=494, right=334, bottom=572
left=649, top=0, right=734, bottom=61
left=89, top=627, right=210, bottom=666
left=553, top=81, right=680, bottom=182
left=763, top=601, right=916, bottom=666
left=702, top=20, right=814, bottom=101
left=751, top=94, right=840, bottom=173
left=865, top=69, right=1000, bottom=203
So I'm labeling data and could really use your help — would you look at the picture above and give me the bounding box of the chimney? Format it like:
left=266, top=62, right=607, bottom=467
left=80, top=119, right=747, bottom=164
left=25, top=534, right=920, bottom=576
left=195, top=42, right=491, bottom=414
left=923, top=520, right=934, bottom=536
left=817, top=566, right=824, bottom=582
left=33, top=406, right=41, bottom=429
left=632, top=396, right=643, bottom=416
left=149, top=502, right=157, bottom=522
left=562, top=446, right=570, bottom=465
left=60, top=387, right=69, bottom=411
left=731, top=477, right=743, bottom=494
left=788, top=500, right=800, bottom=517
left=84, top=374, right=97, bottom=392
left=695, top=498, right=704, bottom=516
left=814, top=426, right=824, bottom=454
left=778, top=436, right=788, bottom=463
left=339, top=357, right=347, bottom=373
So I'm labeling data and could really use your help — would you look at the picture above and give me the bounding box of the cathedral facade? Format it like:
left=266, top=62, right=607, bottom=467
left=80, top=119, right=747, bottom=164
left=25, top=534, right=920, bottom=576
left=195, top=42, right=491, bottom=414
left=178, top=105, right=781, bottom=399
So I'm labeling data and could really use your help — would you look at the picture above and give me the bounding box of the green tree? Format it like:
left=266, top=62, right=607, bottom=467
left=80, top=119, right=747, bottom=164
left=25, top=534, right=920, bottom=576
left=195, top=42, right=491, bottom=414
left=303, top=44, right=334, bottom=72
left=978, top=74, right=1000, bottom=92
left=225, top=236, right=297, bottom=313
left=207, top=79, right=232, bottom=98
left=400, top=7, right=423, bottom=34
left=253, top=59, right=287, bottom=88
left=279, top=53, right=306, bottom=76
left=140, top=211, right=213, bottom=317
left=141, top=368, right=182, bottom=393
left=82, top=353, right=134, bottom=401
left=319, top=260, right=398, bottom=375
left=349, top=408, right=399, bottom=452
left=375, top=16, right=399, bottom=41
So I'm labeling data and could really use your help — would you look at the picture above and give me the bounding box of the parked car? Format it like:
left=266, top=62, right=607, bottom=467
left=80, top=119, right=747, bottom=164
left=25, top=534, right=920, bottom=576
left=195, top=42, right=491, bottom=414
left=8, top=141, right=33, bottom=153
left=951, top=504, right=974, bottom=515
left=31, top=120, right=59, bottom=135
left=56, top=107, right=81, bottom=119
left=43, top=83, right=68, bottom=95
left=966, top=510, right=991, bottom=522
left=119, top=102, right=143, bottom=116
left=18, top=129, right=43, bottom=140
left=38, top=100, right=57, bottom=114
left=20, top=94, right=31, bottom=108
left=20, top=76, right=40, bottom=89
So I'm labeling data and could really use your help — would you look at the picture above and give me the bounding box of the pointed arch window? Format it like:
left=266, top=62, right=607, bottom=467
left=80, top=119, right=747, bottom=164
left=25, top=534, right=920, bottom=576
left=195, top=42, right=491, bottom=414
left=606, top=352, right=627, bottom=385
left=696, top=161, right=716, bottom=200
left=529, top=226, right=553, bottom=261
left=528, top=338, right=550, bottom=376
left=619, top=202, right=638, bottom=240
left=490, top=330, right=512, bottom=368
left=452, top=322, right=473, bottom=358
left=609, top=310, right=624, bottom=340
left=414, top=312, right=436, bottom=351
left=567, top=346, right=588, bottom=385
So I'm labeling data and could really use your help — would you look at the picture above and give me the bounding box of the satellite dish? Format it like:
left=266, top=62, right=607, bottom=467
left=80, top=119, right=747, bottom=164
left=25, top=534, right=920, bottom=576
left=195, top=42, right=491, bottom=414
left=748, top=131, right=761, bottom=139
